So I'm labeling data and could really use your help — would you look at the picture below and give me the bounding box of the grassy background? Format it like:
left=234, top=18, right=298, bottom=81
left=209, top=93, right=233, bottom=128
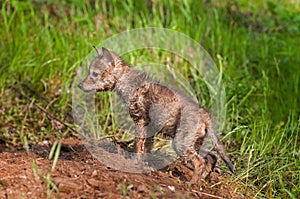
left=0, top=0, right=299, bottom=198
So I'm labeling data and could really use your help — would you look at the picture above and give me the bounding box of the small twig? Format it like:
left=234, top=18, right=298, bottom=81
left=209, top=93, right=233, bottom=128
left=12, top=86, right=79, bottom=135
left=46, top=97, right=59, bottom=110
left=192, top=189, right=224, bottom=199
left=21, top=82, right=73, bottom=118
left=22, top=83, right=49, bottom=102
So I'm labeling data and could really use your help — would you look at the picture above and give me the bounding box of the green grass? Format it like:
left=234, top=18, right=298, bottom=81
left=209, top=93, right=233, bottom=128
left=0, top=0, right=299, bottom=198
left=31, top=140, right=61, bottom=197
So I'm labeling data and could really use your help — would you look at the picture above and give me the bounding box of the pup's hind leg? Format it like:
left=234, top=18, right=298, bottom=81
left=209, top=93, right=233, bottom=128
left=204, top=152, right=217, bottom=175
left=173, top=135, right=209, bottom=184
left=175, top=125, right=215, bottom=184
left=195, top=138, right=217, bottom=177
left=184, top=147, right=207, bottom=184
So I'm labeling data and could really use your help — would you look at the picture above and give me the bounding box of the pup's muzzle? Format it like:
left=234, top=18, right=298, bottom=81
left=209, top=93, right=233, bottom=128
left=77, top=82, right=83, bottom=90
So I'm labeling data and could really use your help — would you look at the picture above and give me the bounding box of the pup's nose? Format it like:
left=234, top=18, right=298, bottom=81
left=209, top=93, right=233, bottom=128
left=78, top=82, right=83, bottom=89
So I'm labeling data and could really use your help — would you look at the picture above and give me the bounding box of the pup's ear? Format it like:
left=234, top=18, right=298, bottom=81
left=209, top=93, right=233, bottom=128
left=93, top=46, right=102, bottom=56
left=102, top=47, right=114, bottom=66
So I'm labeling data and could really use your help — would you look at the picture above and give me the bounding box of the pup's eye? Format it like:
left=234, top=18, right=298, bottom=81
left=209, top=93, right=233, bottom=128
left=92, top=72, right=99, bottom=77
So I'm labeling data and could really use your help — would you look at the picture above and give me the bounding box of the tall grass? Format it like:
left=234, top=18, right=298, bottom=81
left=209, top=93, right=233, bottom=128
left=0, top=0, right=299, bottom=197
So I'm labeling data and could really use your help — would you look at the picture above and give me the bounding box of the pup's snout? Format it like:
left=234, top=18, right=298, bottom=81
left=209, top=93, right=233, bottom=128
left=78, top=82, right=83, bottom=90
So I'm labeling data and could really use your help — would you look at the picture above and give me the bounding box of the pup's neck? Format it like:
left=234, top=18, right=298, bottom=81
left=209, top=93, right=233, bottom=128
left=114, top=68, right=148, bottom=107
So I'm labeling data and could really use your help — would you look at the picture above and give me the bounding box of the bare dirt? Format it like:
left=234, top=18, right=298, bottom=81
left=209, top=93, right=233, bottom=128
left=0, top=138, right=250, bottom=198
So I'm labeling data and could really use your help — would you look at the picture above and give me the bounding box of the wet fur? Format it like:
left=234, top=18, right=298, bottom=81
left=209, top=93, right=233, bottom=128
left=78, top=47, right=234, bottom=184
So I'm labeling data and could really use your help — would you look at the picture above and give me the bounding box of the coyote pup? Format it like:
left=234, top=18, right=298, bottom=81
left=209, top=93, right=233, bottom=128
left=78, top=47, right=234, bottom=183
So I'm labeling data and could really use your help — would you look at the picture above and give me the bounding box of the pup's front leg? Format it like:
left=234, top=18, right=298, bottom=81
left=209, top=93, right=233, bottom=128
left=134, top=126, right=154, bottom=163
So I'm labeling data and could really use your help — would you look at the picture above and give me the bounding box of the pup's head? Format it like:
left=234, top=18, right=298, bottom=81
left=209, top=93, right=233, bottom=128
left=78, top=47, right=123, bottom=92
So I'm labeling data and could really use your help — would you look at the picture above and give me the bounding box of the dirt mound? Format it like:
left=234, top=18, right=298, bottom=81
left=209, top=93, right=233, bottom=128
left=0, top=138, right=249, bottom=198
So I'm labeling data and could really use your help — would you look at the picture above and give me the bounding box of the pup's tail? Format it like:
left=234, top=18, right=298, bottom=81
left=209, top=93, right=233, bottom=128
left=207, top=123, right=235, bottom=173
